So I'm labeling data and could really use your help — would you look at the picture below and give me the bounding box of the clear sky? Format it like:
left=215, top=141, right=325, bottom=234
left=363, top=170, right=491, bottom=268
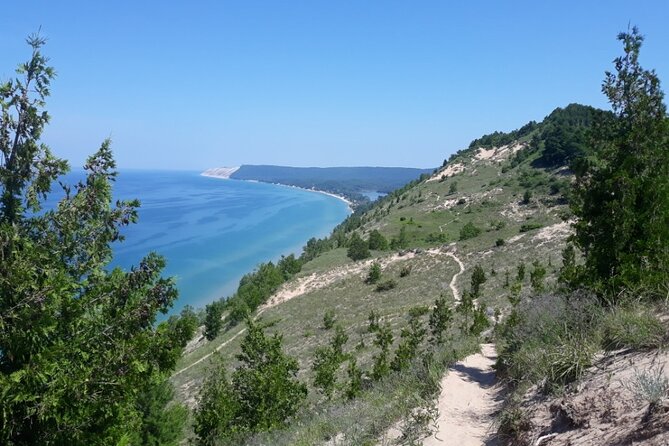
left=1, top=1, right=668, bottom=170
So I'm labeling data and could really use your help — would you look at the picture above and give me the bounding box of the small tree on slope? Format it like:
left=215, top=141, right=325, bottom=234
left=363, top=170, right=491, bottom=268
left=572, top=27, right=669, bottom=295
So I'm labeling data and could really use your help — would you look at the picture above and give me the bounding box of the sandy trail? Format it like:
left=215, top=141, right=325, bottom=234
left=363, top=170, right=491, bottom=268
left=444, top=251, right=464, bottom=301
left=423, top=343, right=501, bottom=446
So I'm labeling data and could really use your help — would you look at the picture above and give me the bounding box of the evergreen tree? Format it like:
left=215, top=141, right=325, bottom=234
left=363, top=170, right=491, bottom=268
left=345, top=358, right=363, bottom=400
left=0, top=36, right=189, bottom=445
left=530, top=260, right=547, bottom=292
left=193, top=355, right=239, bottom=446
left=365, top=262, right=382, bottom=284
left=312, top=325, right=349, bottom=398
left=347, top=232, right=371, bottom=261
left=391, top=312, right=427, bottom=372
left=131, top=380, right=189, bottom=446
left=572, top=27, right=669, bottom=295
left=429, top=295, right=453, bottom=344
left=204, top=300, right=225, bottom=341
left=367, top=229, right=389, bottom=250
left=371, top=322, right=394, bottom=381
left=470, top=264, right=487, bottom=298
left=232, top=319, right=307, bottom=432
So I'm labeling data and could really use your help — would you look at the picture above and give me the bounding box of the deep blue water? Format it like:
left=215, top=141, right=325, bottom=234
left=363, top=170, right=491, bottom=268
left=44, top=170, right=351, bottom=316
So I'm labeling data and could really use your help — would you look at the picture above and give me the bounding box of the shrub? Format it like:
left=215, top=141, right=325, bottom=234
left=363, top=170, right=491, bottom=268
left=519, top=222, right=543, bottom=233
left=347, top=233, right=371, bottom=261
left=624, top=365, right=669, bottom=409
left=375, top=279, right=398, bottom=292
left=496, top=238, right=505, bottom=247
left=365, top=262, right=382, bottom=284
left=399, top=265, right=412, bottom=277
left=459, top=222, right=482, bottom=240
left=368, top=229, right=389, bottom=251
left=322, top=309, right=336, bottom=330
left=204, top=300, right=226, bottom=341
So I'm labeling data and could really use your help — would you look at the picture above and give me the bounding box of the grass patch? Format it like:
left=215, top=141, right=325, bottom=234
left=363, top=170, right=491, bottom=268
left=600, top=306, right=666, bottom=350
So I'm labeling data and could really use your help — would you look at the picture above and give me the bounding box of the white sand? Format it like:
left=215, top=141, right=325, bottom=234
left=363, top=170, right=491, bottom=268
left=423, top=344, right=501, bottom=446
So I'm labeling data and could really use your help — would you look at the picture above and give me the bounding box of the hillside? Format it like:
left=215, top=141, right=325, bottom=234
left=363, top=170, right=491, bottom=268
left=202, top=165, right=435, bottom=205
left=172, top=102, right=665, bottom=445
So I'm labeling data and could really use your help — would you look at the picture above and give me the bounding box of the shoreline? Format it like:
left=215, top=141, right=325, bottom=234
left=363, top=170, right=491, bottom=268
left=200, top=172, right=354, bottom=213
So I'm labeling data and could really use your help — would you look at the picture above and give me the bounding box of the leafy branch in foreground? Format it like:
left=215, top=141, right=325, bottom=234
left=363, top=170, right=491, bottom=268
left=0, top=35, right=194, bottom=445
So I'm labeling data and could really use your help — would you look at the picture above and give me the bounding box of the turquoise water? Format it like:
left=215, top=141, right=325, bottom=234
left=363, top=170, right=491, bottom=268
left=45, top=170, right=351, bottom=316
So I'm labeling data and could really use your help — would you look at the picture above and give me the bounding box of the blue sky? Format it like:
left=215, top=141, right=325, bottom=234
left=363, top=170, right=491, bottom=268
left=1, top=1, right=668, bottom=170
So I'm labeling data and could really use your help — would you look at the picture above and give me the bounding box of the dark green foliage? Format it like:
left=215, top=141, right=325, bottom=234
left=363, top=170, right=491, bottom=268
left=470, top=306, right=490, bottom=336
left=345, top=358, right=363, bottom=400
left=459, top=222, right=482, bottom=240
left=375, top=279, right=397, bottom=292
left=519, top=222, right=542, bottom=233
left=456, top=290, right=475, bottom=331
left=205, top=300, right=226, bottom=341
left=390, top=225, right=409, bottom=249
left=365, top=262, right=382, bottom=284
left=468, top=120, right=538, bottom=149
left=312, top=325, right=349, bottom=398
left=367, top=229, right=389, bottom=251
left=536, top=104, right=610, bottom=167
left=530, top=261, right=547, bottom=292
left=227, top=261, right=287, bottom=325
left=408, top=305, right=429, bottom=319
left=371, top=322, right=394, bottom=381
left=193, top=355, right=240, bottom=446
left=571, top=27, right=669, bottom=295
left=429, top=295, right=453, bottom=344
left=322, top=309, right=336, bottom=330
left=516, top=263, right=526, bottom=282
left=277, top=254, right=303, bottom=280
left=521, top=189, right=532, bottom=205
left=347, top=232, right=371, bottom=261
left=195, top=319, right=307, bottom=444
left=391, top=311, right=427, bottom=372
left=0, top=38, right=191, bottom=445
left=131, top=380, right=188, bottom=446
left=448, top=181, right=458, bottom=195
left=233, top=319, right=307, bottom=431
left=470, top=264, right=487, bottom=298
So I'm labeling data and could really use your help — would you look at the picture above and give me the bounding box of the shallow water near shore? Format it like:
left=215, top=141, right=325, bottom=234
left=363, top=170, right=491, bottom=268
left=45, top=169, right=351, bottom=317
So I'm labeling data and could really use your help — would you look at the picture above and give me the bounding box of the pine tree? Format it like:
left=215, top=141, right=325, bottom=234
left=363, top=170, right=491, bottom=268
left=572, top=27, right=669, bottom=295
left=347, top=232, right=371, bottom=261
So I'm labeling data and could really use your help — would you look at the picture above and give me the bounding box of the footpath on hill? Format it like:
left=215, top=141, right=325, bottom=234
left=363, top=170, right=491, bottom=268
left=422, top=343, right=501, bottom=446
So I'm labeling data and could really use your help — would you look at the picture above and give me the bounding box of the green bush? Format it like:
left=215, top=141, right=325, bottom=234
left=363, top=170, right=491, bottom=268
left=459, top=222, right=482, bottom=240
left=519, top=222, right=542, bottom=233
left=375, top=279, right=398, bottom=292
left=322, top=309, right=336, bottom=330
left=365, top=262, right=382, bottom=284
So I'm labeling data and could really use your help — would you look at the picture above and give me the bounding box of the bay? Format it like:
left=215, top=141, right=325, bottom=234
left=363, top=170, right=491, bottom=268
left=43, top=170, right=351, bottom=316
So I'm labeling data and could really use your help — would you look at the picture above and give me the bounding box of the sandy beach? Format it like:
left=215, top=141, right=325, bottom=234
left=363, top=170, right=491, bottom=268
left=201, top=170, right=354, bottom=212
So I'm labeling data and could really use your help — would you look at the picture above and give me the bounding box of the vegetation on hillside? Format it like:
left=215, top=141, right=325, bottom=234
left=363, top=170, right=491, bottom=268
left=0, top=36, right=196, bottom=444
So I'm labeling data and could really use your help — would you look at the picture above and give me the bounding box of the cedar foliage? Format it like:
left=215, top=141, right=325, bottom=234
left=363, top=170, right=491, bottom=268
left=571, top=27, right=669, bottom=295
left=0, top=36, right=194, bottom=445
